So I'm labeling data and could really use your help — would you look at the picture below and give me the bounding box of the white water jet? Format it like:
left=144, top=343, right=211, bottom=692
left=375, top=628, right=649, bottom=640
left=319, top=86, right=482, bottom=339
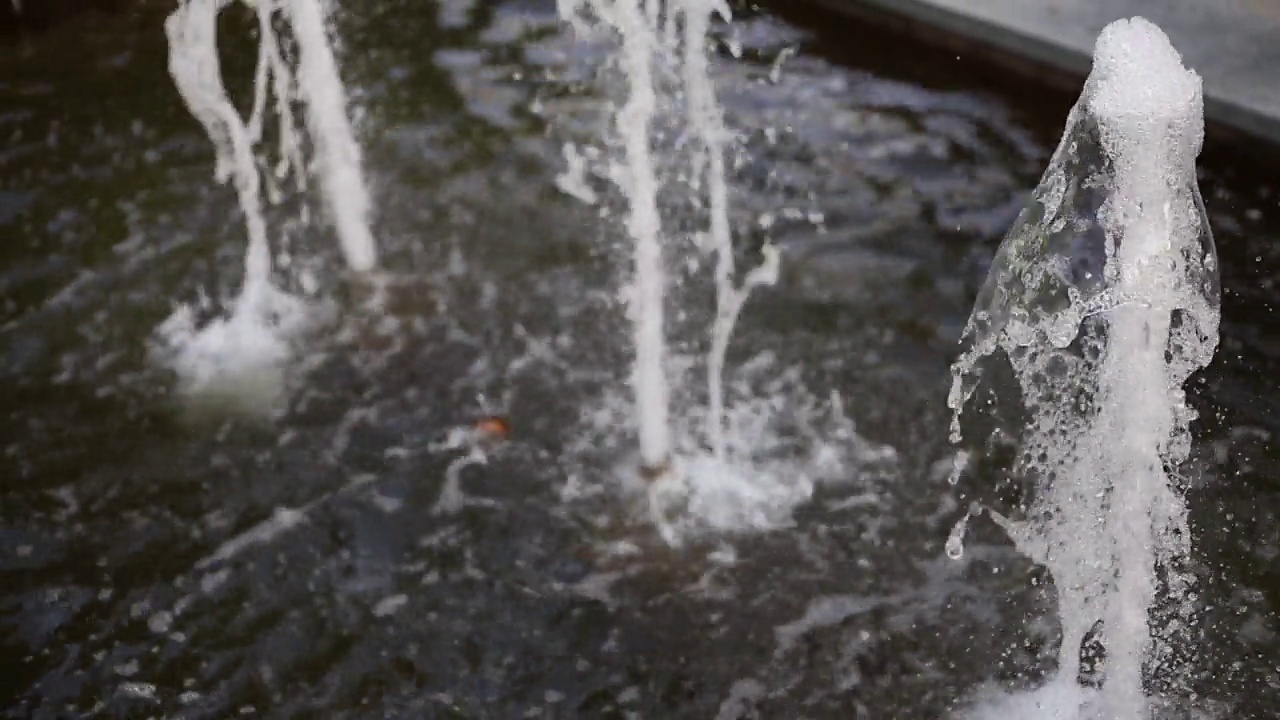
left=553, top=1, right=886, bottom=546
left=558, top=0, right=780, bottom=477
left=676, top=1, right=782, bottom=462
left=165, top=0, right=275, bottom=316
left=156, top=0, right=376, bottom=410
left=948, top=18, right=1218, bottom=718
left=288, top=0, right=378, bottom=273
left=569, top=0, right=674, bottom=475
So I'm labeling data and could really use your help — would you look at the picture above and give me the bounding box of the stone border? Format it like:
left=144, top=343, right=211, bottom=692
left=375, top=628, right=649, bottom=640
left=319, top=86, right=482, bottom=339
left=791, top=0, right=1280, bottom=146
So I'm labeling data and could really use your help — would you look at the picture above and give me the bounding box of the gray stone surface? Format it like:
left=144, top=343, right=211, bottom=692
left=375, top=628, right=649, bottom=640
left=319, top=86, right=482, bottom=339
left=805, top=0, right=1280, bottom=144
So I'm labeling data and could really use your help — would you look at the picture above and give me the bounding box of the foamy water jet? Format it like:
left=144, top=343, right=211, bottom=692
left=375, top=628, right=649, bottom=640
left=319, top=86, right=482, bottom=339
left=156, top=0, right=376, bottom=412
left=560, top=0, right=673, bottom=478
left=948, top=17, right=1219, bottom=718
left=557, top=1, right=871, bottom=543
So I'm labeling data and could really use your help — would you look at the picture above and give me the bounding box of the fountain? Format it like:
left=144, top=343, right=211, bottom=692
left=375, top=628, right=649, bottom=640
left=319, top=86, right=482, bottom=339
left=947, top=17, right=1220, bottom=718
left=557, top=0, right=844, bottom=542
left=154, top=0, right=376, bottom=410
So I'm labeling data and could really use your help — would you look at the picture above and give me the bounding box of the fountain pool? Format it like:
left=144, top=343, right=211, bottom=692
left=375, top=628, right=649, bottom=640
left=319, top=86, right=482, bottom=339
left=2, top=1, right=1280, bottom=717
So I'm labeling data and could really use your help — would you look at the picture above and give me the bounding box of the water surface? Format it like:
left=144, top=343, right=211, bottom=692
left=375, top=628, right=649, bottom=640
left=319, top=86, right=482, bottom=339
left=3, top=1, right=1280, bottom=717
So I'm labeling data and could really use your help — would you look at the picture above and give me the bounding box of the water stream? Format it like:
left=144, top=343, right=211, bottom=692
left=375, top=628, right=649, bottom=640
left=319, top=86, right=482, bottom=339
left=558, top=0, right=865, bottom=545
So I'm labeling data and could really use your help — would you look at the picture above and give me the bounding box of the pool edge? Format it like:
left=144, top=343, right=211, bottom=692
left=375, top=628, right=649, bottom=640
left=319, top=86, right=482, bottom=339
left=786, top=0, right=1280, bottom=148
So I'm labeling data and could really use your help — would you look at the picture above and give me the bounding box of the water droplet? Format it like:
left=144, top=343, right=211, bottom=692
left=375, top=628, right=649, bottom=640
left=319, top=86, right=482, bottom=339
left=945, top=510, right=972, bottom=560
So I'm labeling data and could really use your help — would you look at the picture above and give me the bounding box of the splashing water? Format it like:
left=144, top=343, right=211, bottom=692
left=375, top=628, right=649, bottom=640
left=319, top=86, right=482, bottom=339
left=947, top=18, right=1219, bottom=718
left=558, top=1, right=855, bottom=543
left=154, top=0, right=376, bottom=412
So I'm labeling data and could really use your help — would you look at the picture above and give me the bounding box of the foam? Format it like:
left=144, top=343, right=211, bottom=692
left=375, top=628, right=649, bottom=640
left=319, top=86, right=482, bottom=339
left=957, top=682, right=1098, bottom=720
left=153, top=287, right=316, bottom=417
left=1088, top=18, right=1204, bottom=156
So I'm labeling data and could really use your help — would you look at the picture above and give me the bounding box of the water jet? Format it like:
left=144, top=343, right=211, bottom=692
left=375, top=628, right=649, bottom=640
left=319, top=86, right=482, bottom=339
left=154, top=0, right=378, bottom=410
left=949, top=16, right=1220, bottom=718
left=555, top=0, right=858, bottom=543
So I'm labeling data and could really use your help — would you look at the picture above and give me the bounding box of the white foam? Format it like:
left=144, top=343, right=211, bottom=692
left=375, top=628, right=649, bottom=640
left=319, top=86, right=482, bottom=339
left=637, top=380, right=895, bottom=545
left=1091, top=19, right=1200, bottom=115
left=959, top=683, right=1229, bottom=720
left=652, top=453, right=813, bottom=539
left=153, top=287, right=315, bottom=416
left=957, top=681, right=1099, bottom=720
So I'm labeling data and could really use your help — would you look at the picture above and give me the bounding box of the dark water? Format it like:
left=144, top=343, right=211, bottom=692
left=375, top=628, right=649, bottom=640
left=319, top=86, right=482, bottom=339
left=3, top=1, right=1279, bottom=717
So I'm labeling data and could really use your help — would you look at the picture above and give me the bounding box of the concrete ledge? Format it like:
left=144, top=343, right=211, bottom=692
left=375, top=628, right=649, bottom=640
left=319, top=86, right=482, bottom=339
left=794, top=0, right=1280, bottom=146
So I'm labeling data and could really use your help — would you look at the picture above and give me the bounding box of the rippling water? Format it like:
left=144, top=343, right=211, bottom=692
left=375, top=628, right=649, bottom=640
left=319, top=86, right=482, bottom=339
left=3, top=1, right=1279, bottom=717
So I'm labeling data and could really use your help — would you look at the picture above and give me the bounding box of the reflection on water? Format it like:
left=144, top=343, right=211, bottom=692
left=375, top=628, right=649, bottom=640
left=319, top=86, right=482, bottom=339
left=2, top=1, right=1279, bottom=717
